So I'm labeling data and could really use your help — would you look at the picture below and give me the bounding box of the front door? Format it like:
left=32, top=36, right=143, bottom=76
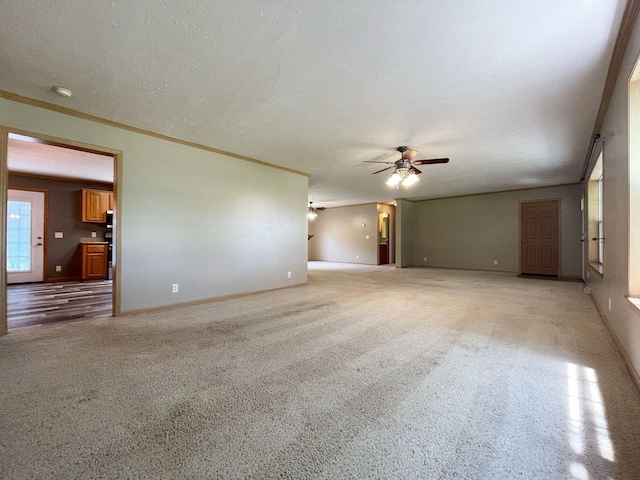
left=520, top=200, right=559, bottom=276
left=7, top=189, right=45, bottom=284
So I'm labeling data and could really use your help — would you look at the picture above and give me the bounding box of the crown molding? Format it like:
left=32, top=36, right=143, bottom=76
left=0, top=89, right=309, bottom=178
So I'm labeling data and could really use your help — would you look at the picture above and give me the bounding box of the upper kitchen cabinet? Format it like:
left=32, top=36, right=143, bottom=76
left=81, top=188, right=113, bottom=223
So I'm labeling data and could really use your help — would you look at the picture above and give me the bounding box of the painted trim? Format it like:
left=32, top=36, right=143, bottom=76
left=589, top=261, right=604, bottom=277
left=626, top=295, right=640, bottom=315
left=518, top=274, right=584, bottom=283
left=412, top=182, right=581, bottom=204
left=120, top=282, right=308, bottom=316
left=321, top=184, right=581, bottom=210
left=0, top=128, right=7, bottom=335
left=0, top=90, right=309, bottom=178
left=319, top=202, right=379, bottom=210
left=580, top=0, right=640, bottom=180
left=306, top=259, right=386, bottom=266
left=4, top=126, right=121, bottom=156
left=113, top=150, right=122, bottom=318
left=593, top=297, right=640, bottom=395
left=409, top=265, right=519, bottom=274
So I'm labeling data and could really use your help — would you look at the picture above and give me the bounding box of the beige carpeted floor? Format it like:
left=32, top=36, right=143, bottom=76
left=1, top=262, right=640, bottom=479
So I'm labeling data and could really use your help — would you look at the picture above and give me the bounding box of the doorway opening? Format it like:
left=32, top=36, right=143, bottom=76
left=1, top=128, right=122, bottom=334
left=377, top=203, right=395, bottom=265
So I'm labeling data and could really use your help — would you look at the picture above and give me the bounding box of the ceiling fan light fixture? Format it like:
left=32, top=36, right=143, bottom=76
left=386, top=172, right=402, bottom=186
left=366, top=145, right=449, bottom=188
left=402, top=172, right=420, bottom=186
left=307, top=201, right=318, bottom=219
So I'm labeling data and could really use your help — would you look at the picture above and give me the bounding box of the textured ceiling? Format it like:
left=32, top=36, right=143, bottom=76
left=0, top=1, right=626, bottom=207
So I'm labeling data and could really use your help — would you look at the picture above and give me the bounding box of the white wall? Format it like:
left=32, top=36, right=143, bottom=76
left=583, top=15, right=640, bottom=381
left=308, top=203, right=378, bottom=264
left=411, top=185, right=583, bottom=276
left=0, top=97, right=308, bottom=312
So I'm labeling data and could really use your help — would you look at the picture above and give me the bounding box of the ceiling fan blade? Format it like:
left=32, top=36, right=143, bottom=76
left=413, top=158, right=450, bottom=165
left=403, top=149, right=419, bottom=161
left=409, top=166, right=422, bottom=174
left=372, top=166, right=395, bottom=174
left=362, top=160, right=395, bottom=164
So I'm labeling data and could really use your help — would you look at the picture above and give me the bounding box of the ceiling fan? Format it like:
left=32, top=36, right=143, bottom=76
left=364, top=146, right=449, bottom=188
left=307, top=201, right=325, bottom=219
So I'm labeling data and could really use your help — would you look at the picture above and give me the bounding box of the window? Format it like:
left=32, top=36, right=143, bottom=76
left=6, top=200, right=32, bottom=272
left=629, top=67, right=640, bottom=299
left=598, top=174, right=604, bottom=264
left=587, top=152, right=603, bottom=274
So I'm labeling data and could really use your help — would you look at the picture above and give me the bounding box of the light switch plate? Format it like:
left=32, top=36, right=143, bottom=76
left=54, top=232, right=63, bottom=238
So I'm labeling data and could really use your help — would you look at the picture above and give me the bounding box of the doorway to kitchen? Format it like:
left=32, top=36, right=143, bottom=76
left=1, top=128, right=122, bottom=334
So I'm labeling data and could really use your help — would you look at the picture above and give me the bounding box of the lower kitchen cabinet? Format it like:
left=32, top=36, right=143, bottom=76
left=81, top=243, right=108, bottom=280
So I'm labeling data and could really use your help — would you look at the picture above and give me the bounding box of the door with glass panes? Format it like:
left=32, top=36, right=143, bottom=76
left=7, top=189, right=45, bottom=283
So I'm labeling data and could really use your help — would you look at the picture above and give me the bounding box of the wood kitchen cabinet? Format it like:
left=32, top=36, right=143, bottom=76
left=81, top=188, right=113, bottom=223
left=81, top=243, right=108, bottom=280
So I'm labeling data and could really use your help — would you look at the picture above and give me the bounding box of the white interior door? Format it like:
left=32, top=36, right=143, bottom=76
left=7, top=189, right=45, bottom=284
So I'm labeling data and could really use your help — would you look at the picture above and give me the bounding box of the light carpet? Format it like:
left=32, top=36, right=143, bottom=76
left=1, top=262, right=639, bottom=479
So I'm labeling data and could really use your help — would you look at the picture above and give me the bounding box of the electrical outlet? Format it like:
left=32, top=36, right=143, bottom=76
left=54, top=232, right=63, bottom=238
left=55, top=265, right=61, bottom=272
left=366, top=235, right=369, bottom=239
left=608, top=298, right=612, bottom=311
left=587, top=271, right=590, bottom=279
left=493, top=260, right=498, bottom=265
left=287, top=271, right=292, bottom=278
left=91, top=231, right=97, bottom=238
left=424, top=257, right=427, bottom=262
left=172, top=283, right=179, bottom=293
left=356, top=255, right=359, bottom=259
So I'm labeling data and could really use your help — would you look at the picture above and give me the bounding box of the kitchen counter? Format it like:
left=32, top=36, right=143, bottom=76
left=79, top=238, right=107, bottom=244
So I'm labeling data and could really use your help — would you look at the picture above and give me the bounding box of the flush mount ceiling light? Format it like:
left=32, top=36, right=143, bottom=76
left=52, top=86, right=72, bottom=98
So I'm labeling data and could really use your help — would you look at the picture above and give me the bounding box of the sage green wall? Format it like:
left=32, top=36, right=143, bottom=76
left=395, top=199, right=415, bottom=268
left=583, top=16, right=640, bottom=381
left=0, top=97, right=308, bottom=312
left=411, top=184, right=583, bottom=276
left=308, top=203, right=378, bottom=264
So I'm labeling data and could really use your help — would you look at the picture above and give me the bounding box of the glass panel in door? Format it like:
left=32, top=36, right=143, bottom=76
left=7, top=200, right=32, bottom=272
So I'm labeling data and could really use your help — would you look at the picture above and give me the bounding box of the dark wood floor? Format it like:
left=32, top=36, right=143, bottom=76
left=7, top=280, right=113, bottom=329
